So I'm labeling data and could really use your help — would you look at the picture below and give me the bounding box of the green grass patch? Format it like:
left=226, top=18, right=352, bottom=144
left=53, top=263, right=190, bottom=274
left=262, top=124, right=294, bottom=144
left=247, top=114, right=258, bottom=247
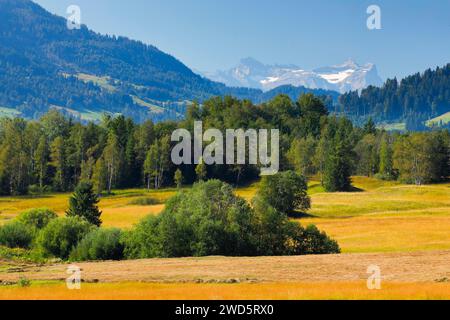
left=76, top=73, right=117, bottom=92
left=0, top=107, right=21, bottom=118
left=377, top=122, right=406, bottom=131
left=426, top=112, right=450, bottom=127
left=131, top=96, right=166, bottom=114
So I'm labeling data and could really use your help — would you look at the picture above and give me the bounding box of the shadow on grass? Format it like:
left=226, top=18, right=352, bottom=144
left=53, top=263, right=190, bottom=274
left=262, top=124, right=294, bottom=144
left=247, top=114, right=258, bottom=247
left=348, top=186, right=364, bottom=192
left=289, top=211, right=317, bottom=219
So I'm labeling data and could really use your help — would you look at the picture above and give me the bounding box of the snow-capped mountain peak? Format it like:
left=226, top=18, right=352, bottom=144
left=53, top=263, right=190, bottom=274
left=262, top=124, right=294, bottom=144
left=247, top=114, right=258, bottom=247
left=204, top=58, right=383, bottom=93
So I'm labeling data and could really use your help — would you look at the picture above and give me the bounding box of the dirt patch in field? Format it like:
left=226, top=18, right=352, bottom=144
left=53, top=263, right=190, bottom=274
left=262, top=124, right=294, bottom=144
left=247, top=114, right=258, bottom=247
left=1, top=250, right=450, bottom=284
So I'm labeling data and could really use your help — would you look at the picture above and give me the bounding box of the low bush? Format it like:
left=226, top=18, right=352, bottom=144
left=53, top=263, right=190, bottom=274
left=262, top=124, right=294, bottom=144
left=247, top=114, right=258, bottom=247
left=0, top=222, right=34, bottom=249
left=16, top=208, right=58, bottom=229
left=18, top=277, right=31, bottom=287
left=128, top=197, right=160, bottom=206
left=37, top=217, right=94, bottom=259
left=70, top=228, right=124, bottom=261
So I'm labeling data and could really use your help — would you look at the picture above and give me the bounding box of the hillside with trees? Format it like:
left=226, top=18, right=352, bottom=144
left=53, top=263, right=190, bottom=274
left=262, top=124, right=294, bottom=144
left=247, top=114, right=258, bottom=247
left=0, top=0, right=337, bottom=123
left=339, top=64, right=450, bottom=128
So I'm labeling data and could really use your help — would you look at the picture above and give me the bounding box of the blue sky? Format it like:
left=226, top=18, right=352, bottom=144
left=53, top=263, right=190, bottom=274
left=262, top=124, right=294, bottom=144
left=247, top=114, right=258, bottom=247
left=34, top=0, right=449, bottom=80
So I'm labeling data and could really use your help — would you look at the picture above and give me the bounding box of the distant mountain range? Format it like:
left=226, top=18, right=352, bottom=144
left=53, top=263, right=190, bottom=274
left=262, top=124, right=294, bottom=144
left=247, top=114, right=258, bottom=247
left=0, top=0, right=337, bottom=122
left=203, top=58, right=384, bottom=93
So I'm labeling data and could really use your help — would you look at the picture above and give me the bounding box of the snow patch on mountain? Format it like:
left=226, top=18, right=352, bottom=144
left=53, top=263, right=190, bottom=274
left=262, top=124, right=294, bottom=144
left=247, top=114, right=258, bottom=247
left=204, top=58, right=384, bottom=93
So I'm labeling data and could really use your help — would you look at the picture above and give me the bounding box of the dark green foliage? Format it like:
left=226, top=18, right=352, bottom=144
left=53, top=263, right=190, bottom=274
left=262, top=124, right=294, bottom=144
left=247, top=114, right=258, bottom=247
left=70, top=228, right=124, bottom=261
left=0, top=222, right=34, bottom=249
left=66, top=182, right=102, bottom=226
left=37, top=217, right=94, bottom=259
left=363, top=118, right=377, bottom=135
left=297, top=93, right=329, bottom=137
left=17, top=208, right=57, bottom=229
left=123, top=180, right=339, bottom=259
left=124, top=180, right=257, bottom=258
left=252, top=198, right=340, bottom=255
left=323, top=118, right=355, bottom=192
left=257, top=171, right=311, bottom=215
left=339, top=65, right=450, bottom=124
left=301, top=225, right=341, bottom=254
left=378, top=134, right=396, bottom=180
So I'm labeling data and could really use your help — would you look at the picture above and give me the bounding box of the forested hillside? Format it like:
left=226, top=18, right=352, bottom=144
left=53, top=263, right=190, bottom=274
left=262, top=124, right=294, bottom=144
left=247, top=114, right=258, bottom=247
left=339, top=64, right=450, bottom=127
left=0, top=0, right=337, bottom=122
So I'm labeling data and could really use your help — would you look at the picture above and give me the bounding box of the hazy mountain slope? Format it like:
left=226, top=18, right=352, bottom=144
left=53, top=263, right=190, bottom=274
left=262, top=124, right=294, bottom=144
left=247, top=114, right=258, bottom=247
left=0, top=0, right=340, bottom=122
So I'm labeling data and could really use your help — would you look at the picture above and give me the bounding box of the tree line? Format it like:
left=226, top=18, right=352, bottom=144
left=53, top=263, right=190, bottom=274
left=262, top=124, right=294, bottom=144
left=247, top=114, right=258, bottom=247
left=0, top=93, right=449, bottom=196
left=339, top=64, right=450, bottom=127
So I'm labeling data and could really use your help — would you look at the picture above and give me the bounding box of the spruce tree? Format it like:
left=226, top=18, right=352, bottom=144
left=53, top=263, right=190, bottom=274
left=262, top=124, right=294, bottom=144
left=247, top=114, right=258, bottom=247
left=66, top=182, right=102, bottom=226
left=323, top=120, right=353, bottom=192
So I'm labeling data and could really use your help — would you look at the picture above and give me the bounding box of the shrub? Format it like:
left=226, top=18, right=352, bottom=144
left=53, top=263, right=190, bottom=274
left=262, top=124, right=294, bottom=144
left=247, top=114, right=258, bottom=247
left=257, top=171, right=311, bottom=215
left=37, top=217, right=94, bottom=259
left=122, top=215, right=161, bottom=259
left=18, top=277, right=31, bottom=287
left=128, top=197, right=160, bottom=206
left=70, top=228, right=124, bottom=261
left=28, top=185, right=50, bottom=196
left=17, top=208, right=58, bottom=229
left=0, top=222, right=34, bottom=249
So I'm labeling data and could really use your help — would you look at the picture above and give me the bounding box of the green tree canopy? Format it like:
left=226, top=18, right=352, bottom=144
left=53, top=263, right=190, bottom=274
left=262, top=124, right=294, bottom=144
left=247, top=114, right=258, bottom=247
left=66, top=182, right=102, bottom=226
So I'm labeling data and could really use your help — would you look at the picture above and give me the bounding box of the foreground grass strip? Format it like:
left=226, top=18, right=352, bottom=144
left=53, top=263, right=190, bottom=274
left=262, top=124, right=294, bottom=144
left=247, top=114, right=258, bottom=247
left=0, top=281, right=449, bottom=300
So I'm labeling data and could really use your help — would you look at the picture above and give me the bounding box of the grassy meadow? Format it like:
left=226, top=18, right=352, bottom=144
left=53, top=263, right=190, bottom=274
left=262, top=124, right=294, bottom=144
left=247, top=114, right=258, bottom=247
left=1, top=176, right=450, bottom=299
left=1, top=281, right=450, bottom=300
left=1, top=177, right=449, bottom=253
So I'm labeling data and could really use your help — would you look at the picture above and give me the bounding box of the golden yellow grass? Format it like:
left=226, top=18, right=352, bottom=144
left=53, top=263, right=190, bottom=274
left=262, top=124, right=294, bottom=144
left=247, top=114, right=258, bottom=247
left=1, top=281, right=449, bottom=300
left=1, top=251, right=450, bottom=300
left=0, top=177, right=449, bottom=253
left=0, top=189, right=175, bottom=228
left=1, top=177, right=450, bottom=300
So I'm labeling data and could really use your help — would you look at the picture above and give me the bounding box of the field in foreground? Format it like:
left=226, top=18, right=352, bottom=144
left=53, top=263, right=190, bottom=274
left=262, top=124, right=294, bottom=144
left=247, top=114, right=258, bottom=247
left=1, top=282, right=449, bottom=300
left=1, top=177, right=449, bottom=299
left=1, top=251, right=449, bottom=300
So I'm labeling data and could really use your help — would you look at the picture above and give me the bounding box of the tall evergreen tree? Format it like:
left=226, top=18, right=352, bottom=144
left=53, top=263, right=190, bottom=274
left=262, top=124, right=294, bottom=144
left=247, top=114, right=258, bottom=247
left=66, top=182, right=102, bottom=227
